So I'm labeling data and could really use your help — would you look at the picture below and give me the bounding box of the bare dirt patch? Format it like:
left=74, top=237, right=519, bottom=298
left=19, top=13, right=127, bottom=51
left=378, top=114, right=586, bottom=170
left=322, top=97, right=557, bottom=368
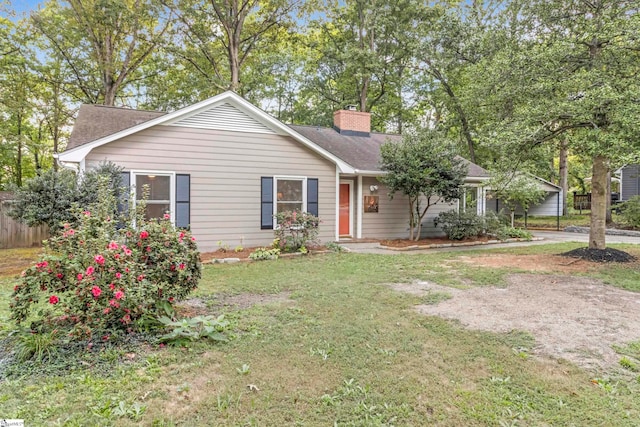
left=176, top=292, right=294, bottom=317
left=452, top=253, right=601, bottom=274
left=391, top=275, right=640, bottom=371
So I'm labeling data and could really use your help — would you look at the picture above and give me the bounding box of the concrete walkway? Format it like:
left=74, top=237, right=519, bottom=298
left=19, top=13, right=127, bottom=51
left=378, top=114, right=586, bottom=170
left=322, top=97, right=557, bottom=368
left=340, top=230, right=640, bottom=255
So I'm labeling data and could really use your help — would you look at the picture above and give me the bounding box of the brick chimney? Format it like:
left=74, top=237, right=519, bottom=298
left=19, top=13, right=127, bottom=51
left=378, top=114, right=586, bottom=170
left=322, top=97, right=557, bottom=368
left=333, top=105, right=370, bottom=136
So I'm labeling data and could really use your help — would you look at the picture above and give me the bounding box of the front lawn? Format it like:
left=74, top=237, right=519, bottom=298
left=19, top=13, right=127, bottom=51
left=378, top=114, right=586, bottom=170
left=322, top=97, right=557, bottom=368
left=1, top=245, right=640, bottom=425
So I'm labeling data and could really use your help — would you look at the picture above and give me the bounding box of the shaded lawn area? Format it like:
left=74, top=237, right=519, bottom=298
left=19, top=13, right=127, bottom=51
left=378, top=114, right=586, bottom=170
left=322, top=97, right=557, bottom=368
left=1, top=244, right=640, bottom=425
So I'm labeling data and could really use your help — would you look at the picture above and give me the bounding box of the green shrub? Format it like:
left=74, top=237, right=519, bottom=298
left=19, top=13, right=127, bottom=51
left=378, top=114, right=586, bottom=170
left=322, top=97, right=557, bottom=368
left=482, top=210, right=509, bottom=235
left=273, top=210, right=320, bottom=252
left=619, top=196, right=640, bottom=229
left=8, top=162, right=124, bottom=232
left=326, top=242, right=346, bottom=252
left=249, top=247, right=280, bottom=260
left=434, top=210, right=484, bottom=240
left=496, top=226, right=533, bottom=240
left=10, top=179, right=201, bottom=339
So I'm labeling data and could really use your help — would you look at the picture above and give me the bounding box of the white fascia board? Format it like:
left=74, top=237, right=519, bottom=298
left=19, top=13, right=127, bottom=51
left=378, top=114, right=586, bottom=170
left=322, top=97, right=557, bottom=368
left=58, top=91, right=356, bottom=173
left=464, top=176, right=491, bottom=183
left=354, top=169, right=386, bottom=176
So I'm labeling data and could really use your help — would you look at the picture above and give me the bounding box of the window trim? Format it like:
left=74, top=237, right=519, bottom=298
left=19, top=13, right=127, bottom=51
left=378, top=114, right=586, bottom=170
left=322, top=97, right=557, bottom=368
left=131, top=170, right=176, bottom=225
left=273, top=175, right=307, bottom=220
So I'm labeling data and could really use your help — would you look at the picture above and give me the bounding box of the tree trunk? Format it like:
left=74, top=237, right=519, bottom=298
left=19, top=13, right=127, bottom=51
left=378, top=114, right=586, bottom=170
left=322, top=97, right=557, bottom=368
left=229, top=43, right=240, bottom=92
left=589, top=155, right=608, bottom=249
left=103, top=82, right=117, bottom=106
left=408, top=198, right=415, bottom=240
left=605, top=170, right=612, bottom=224
left=559, top=139, right=568, bottom=215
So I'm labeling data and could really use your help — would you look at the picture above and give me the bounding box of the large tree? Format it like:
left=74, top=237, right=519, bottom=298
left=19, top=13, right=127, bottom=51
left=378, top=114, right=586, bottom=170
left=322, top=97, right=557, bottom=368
left=32, top=0, right=171, bottom=106
left=380, top=129, right=468, bottom=241
left=470, top=0, right=640, bottom=250
left=163, top=0, right=301, bottom=95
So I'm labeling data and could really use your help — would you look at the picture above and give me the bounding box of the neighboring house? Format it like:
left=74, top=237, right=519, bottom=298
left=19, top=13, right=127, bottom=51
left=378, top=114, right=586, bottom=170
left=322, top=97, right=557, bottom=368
left=57, top=91, right=490, bottom=251
left=486, top=175, right=563, bottom=218
left=618, top=164, right=640, bottom=201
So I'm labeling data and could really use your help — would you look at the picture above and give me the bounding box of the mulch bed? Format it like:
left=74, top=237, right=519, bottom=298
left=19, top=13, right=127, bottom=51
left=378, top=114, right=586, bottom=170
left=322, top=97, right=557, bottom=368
left=200, top=246, right=328, bottom=262
left=560, top=247, right=637, bottom=263
left=380, top=236, right=492, bottom=248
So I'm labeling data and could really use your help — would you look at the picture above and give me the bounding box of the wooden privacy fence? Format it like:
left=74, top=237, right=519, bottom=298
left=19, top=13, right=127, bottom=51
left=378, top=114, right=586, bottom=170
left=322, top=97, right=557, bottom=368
left=0, top=200, right=49, bottom=249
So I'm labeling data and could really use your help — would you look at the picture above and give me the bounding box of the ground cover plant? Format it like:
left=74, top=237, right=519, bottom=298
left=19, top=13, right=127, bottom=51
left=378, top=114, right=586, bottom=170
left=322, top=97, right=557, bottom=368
left=0, top=243, right=639, bottom=425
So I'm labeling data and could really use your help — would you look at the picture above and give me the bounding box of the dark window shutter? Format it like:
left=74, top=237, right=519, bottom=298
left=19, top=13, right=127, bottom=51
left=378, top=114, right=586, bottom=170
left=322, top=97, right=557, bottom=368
left=261, top=177, right=274, bottom=229
left=307, top=178, right=319, bottom=216
left=176, top=174, right=190, bottom=228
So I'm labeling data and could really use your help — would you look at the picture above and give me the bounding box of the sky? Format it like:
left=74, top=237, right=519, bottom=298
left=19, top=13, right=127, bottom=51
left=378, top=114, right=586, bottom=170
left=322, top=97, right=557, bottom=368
left=7, top=0, right=43, bottom=18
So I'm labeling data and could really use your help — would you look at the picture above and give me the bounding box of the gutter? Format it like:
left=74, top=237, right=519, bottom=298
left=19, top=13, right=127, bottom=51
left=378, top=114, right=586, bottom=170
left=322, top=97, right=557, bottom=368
left=53, top=153, right=79, bottom=173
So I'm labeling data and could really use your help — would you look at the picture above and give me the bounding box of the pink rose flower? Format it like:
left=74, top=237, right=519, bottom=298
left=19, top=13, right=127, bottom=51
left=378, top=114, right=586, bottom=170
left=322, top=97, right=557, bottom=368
left=107, top=241, right=119, bottom=250
left=49, top=295, right=59, bottom=304
left=91, top=286, right=102, bottom=298
left=115, top=272, right=122, bottom=279
left=94, top=254, right=105, bottom=265
left=137, top=274, right=145, bottom=281
left=83, top=211, right=91, bottom=216
left=124, top=249, right=132, bottom=256
left=86, top=266, right=95, bottom=276
left=56, top=273, right=63, bottom=279
left=163, top=213, right=170, bottom=220
left=114, top=290, right=124, bottom=300
left=103, top=308, right=111, bottom=314
left=109, top=299, right=120, bottom=308
left=109, top=283, right=115, bottom=290
left=77, top=273, right=83, bottom=281
left=140, top=230, right=149, bottom=239
left=178, top=263, right=186, bottom=270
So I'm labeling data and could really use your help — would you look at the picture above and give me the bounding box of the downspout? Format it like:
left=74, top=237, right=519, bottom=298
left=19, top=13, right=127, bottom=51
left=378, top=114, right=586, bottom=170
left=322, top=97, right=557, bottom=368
left=53, top=153, right=79, bottom=174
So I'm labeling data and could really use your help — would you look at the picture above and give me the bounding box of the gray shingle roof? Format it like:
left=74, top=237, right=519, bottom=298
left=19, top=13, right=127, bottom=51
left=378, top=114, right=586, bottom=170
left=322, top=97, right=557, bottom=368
left=66, top=104, right=166, bottom=151
left=290, top=125, right=490, bottom=178
left=290, top=125, right=401, bottom=172
left=65, top=105, right=490, bottom=179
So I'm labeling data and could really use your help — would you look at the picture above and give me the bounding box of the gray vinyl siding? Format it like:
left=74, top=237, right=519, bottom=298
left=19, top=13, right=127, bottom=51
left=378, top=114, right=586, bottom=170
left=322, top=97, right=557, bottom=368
left=621, top=165, right=640, bottom=201
left=360, top=177, right=453, bottom=239
left=86, top=126, right=337, bottom=251
left=514, top=192, right=561, bottom=216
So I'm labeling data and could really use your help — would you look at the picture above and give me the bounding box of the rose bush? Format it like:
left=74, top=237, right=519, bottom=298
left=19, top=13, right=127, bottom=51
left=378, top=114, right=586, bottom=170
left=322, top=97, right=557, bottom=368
left=10, top=180, right=201, bottom=339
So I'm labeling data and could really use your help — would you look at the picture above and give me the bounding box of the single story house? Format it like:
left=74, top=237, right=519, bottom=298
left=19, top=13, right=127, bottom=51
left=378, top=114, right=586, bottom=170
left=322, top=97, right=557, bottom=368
left=487, top=175, right=563, bottom=217
left=57, top=91, right=492, bottom=251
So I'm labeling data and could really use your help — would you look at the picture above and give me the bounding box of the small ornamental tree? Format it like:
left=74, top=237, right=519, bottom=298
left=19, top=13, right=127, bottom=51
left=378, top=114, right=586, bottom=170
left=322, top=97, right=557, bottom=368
left=380, top=129, right=468, bottom=240
left=490, top=173, right=546, bottom=227
left=10, top=178, right=201, bottom=339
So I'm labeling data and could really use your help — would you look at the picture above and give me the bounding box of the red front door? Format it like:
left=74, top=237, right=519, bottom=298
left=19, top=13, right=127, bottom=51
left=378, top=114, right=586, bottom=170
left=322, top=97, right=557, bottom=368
left=339, top=183, right=350, bottom=236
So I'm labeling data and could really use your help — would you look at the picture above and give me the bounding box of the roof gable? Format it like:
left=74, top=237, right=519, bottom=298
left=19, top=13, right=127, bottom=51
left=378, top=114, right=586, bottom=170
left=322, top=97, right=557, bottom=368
left=165, top=101, right=278, bottom=135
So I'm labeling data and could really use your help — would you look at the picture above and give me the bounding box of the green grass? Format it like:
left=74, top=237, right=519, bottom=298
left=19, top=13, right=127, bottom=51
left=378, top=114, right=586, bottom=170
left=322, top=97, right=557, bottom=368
left=1, top=245, right=640, bottom=425
left=514, top=212, right=631, bottom=229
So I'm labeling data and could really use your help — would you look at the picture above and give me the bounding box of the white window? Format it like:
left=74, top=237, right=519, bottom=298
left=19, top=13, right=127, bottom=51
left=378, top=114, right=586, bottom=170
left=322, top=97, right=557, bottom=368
left=132, top=171, right=175, bottom=222
left=275, top=176, right=306, bottom=214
